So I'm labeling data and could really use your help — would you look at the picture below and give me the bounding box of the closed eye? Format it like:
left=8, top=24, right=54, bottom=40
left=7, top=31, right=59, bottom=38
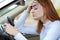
left=32, top=5, right=38, bottom=10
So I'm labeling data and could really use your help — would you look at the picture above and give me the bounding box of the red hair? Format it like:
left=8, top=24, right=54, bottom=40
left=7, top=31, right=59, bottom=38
left=36, top=0, right=60, bottom=33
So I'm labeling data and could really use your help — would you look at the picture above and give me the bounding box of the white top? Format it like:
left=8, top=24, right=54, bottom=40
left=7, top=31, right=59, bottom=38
left=40, top=20, right=60, bottom=40
left=14, top=10, right=60, bottom=40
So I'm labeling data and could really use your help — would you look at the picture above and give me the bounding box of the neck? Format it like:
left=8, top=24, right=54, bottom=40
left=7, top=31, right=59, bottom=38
left=40, top=16, right=50, bottom=24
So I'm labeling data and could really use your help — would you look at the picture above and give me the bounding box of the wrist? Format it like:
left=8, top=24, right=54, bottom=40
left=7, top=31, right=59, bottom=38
left=26, top=9, right=30, bottom=13
left=12, top=31, right=19, bottom=36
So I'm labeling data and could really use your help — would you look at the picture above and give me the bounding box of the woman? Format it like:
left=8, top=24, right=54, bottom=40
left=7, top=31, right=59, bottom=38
left=4, top=0, right=60, bottom=40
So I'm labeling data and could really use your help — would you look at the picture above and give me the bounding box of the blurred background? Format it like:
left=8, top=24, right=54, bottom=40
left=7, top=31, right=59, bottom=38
left=51, top=0, right=60, bottom=17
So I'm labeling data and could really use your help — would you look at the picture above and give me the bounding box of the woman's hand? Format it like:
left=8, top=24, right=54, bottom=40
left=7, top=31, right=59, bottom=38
left=4, top=23, right=19, bottom=36
left=26, top=0, right=34, bottom=13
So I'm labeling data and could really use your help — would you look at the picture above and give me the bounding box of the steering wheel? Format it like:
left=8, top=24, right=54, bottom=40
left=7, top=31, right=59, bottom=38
left=7, top=17, right=14, bottom=26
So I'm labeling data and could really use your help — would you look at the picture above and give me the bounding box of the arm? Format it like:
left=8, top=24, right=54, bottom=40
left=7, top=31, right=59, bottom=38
left=19, top=24, right=39, bottom=35
left=4, top=23, right=38, bottom=40
left=14, top=10, right=39, bottom=35
left=14, top=10, right=29, bottom=28
left=4, top=23, right=28, bottom=40
left=14, top=0, right=33, bottom=28
left=14, top=0, right=39, bottom=35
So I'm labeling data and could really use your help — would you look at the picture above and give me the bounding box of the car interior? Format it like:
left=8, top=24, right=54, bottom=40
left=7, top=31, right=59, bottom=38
left=0, top=0, right=60, bottom=40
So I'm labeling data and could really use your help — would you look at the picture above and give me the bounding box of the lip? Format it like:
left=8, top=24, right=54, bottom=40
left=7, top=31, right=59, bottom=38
left=32, top=13, right=36, bottom=17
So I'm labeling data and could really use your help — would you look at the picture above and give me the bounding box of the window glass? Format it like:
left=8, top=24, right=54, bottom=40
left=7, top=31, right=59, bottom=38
left=0, top=0, right=14, bottom=9
left=51, top=0, right=60, bottom=16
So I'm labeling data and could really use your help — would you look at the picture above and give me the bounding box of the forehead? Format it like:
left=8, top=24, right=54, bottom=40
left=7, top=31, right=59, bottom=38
left=31, top=1, right=39, bottom=7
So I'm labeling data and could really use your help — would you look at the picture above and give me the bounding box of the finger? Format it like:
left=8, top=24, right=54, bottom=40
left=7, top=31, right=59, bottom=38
left=4, top=23, right=10, bottom=27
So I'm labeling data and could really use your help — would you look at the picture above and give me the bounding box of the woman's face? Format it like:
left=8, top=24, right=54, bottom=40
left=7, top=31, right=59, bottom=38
left=30, top=1, right=44, bottom=20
